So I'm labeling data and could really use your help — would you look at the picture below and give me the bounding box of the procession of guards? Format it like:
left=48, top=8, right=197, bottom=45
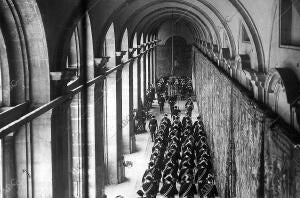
left=136, top=77, right=218, bottom=198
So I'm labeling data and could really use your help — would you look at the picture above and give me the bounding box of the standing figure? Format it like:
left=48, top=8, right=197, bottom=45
left=172, top=106, right=181, bottom=120
left=168, top=96, right=176, bottom=115
left=185, top=98, right=194, bottom=117
left=149, top=115, right=158, bottom=142
left=158, top=95, right=166, bottom=113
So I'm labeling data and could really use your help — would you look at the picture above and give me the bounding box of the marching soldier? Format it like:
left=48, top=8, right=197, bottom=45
left=194, top=160, right=209, bottom=186
left=162, top=161, right=178, bottom=180
left=142, top=173, right=159, bottom=198
left=198, top=174, right=218, bottom=198
left=179, top=173, right=197, bottom=198
left=182, top=113, right=192, bottom=129
left=172, top=116, right=183, bottom=132
left=162, top=114, right=171, bottom=128
left=193, top=116, right=204, bottom=131
left=160, top=174, right=178, bottom=198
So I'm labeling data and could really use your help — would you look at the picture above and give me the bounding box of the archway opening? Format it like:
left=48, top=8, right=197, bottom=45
left=157, top=36, right=192, bottom=79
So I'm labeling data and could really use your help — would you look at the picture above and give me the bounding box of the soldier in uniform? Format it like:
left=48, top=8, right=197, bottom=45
left=149, top=116, right=158, bottom=142
left=142, top=173, right=159, bottom=198
left=193, top=116, right=204, bottom=131
left=158, top=95, right=166, bottom=113
left=162, top=161, right=178, bottom=180
left=172, top=116, right=183, bottom=132
left=182, top=113, right=192, bottom=129
left=172, top=106, right=181, bottom=120
left=162, top=114, right=171, bottom=128
left=198, top=174, right=218, bottom=198
left=185, top=98, right=194, bottom=117
left=160, top=174, right=178, bottom=198
left=194, top=160, right=209, bottom=187
left=168, top=96, right=176, bottom=115
left=179, top=173, right=197, bottom=198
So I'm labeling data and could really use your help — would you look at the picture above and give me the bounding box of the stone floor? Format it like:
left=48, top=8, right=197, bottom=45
left=105, top=99, right=199, bottom=198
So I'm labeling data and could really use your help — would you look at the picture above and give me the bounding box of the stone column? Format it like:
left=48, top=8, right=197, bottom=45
left=84, top=15, right=96, bottom=197
left=31, top=111, right=52, bottom=198
left=133, top=59, right=139, bottom=111
left=15, top=124, right=32, bottom=198
left=3, top=135, right=17, bottom=198
left=106, top=71, right=123, bottom=184
left=122, top=63, right=131, bottom=154
left=95, top=80, right=105, bottom=197
left=140, top=53, right=145, bottom=105
left=137, top=57, right=142, bottom=109
left=128, top=61, right=136, bottom=153
left=149, top=48, right=153, bottom=85
left=145, top=50, right=149, bottom=90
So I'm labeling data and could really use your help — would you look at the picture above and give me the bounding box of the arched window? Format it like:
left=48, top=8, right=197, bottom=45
left=66, top=26, right=81, bottom=85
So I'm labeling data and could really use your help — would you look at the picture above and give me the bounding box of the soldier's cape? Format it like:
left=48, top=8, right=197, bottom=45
left=199, top=183, right=218, bottom=197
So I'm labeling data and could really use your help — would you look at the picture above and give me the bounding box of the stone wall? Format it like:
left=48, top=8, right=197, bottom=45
left=192, top=47, right=300, bottom=198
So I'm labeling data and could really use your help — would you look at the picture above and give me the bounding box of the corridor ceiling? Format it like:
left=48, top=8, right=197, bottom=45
left=86, top=0, right=265, bottom=70
left=36, top=0, right=267, bottom=71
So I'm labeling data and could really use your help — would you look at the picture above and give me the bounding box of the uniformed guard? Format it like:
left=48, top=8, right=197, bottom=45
left=158, top=95, right=166, bottom=113
left=149, top=115, right=158, bottom=142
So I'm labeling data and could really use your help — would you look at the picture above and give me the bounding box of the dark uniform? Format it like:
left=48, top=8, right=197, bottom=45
left=149, top=117, right=158, bottom=141
left=182, top=115, right=192, bottom=129
left=168, top=96, right=176, bottom=114
left=158, top=96, right=166, bottom=112
left=142, top=174, right=159, bottom=198
left=185, top=99, right=194, bottom=117
left=179, top=174, right=197, bottom=198
left=162, top=115, right=171, bottom=128
left=172, top=107, right=181, bottom=120
left=160, top=175, right=178, bottom=198
left=198, top=174, right=218, bottom=198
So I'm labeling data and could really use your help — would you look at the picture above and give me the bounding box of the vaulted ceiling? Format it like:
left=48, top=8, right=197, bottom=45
left=36, top=0, right=278, bottom=72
